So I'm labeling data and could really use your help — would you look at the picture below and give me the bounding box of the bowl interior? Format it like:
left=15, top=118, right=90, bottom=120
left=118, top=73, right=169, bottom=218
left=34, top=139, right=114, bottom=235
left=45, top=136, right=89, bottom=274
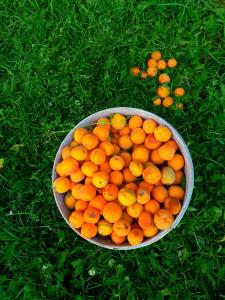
left=52, top=107, right=194, bottom=250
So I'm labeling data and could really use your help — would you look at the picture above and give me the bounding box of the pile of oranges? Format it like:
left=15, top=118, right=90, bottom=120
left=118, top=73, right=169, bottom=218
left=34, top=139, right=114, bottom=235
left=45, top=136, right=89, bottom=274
left=53, top=113, right=185, bottom=246
left=131, top=50, right=185, bottom=109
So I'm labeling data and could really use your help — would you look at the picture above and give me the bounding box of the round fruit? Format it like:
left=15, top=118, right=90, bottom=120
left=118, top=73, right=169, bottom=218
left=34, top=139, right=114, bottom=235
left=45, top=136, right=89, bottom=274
left=118, top=187, right=136, bottom=206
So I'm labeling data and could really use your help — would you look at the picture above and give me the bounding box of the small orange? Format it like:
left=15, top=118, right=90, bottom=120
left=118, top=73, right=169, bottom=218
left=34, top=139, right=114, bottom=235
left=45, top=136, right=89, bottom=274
left=109, top=155, right=125, bottom=171
left=144, top=199, right=160, bottom=214
left=118, top=135, right=133, bottom=150
left=142, top=119, right=157, bottom=134
left=130, top=128, right=146, bottom=144
left=164, top=197, right=181, bottom=215
left=157, top=86, right=170, bottom=98
left=75, top=199, right=88, bottom=211
left=129, top=160, right=143, bottom=177
left=56, top=162, right=67, bottom=176
left=99, top=160, right=112, bottom=173
left=152, top=186, right=168, bottom=203
left=71, top=183, right=83, bottom=199
left=141, top=71, right=148, bottom=79
left=150, top=149, right=165, bottom=165
left=144, top=134, right=161, bottom=150
left=139, top=181, right=153, bottom=193
left=158, top=73, right=170, bottom=84
left=89, top=195, right=107, bottom=211
left=161, top=167, right=176, bottom=185
left=118, top=187, right=136, bottom=206
left=93, top=125, right=109, bottom=141
left=74, top=128, right=88, bottom=144
left=97, top=117, right=111, bottom=130
left=69, top=210, right=84, bottom=229
left=102, top=184, right=119, bottom=201
left=122, top=168, right=137, bottom=183
left=122, top=211, right=133, bottom=224
left=113, top=219, right=131, bottom=237
left=153, top=98, right=161, bottom=106
left=64, top=193, right=76, bottom=209
left=99, top=141, right=114, bottom=156
left=71, top=146, right=88, bottom=161
left=126, top=202, right=143, bottom=218
left=119, top=126, right=131, bottom=136
left=154, top=209, right=174, bottom=230
left=168, top=154, right=184, bottom=171
left=132, top=146, right=149, bottom=163
left=80, top=184, right=96, bottom=201
left=111, top=113, right=126, bottom=130
left=120, top=152, right=132, bottom=167
left=162, top=97, right=174, bottom=108
left=92, top=171, right=109, bottom=188
left=60, top=158, right=79, bottom=175
left=157, top=59, right=167, bottom=70
left=164, top=140, right=178, bottom=151
left=154, top=125, right=171, bottom=142
left=167, top=58, right=177, bottom=68
left=127, top=228, right=144, bottom=245
left=53, top=177, right=71, bottom=193
left=81, top=223, right=97, bottom=239
left=143, top=163, right=161, bottom=184
left=131, top=66, right=141, bottom=77
left=168, top=185, right=185, bottom=200
left=103, top=202, right=122, bottom=223
left=62, top=146, right=72, bottom=159
left=81, top=161, right=98, bottom=177
left=90, top=148, right=106, bottom=165
left=70, top=169, right=85, bottom=183
left=174, top=170, right=184, bottom=185
left=111, top=231, right=126, bottom=245
left=109, top=171, right=123, bottom=185
left=151, top=51, right=161, bottom=61
left=143, top=225, right=158, bottom=237
left=113, top=144, right=121, bottom=155
left=83, top=207, right=100, bottom=224
left=82, top=133, right=99, bottom=150
left=147, top=67, right=157, bottom=77
left=98, top=219, right=113, bottom=236
left=128, top=115, right=143, bottom=129
left=147, top=58, right=157, bottom=68
left=125, top=182, right=138, bottom=191
left=158, top=144, right=175, bottom=160
left=174, top=87, right=185, bottom=97
left=137, top=188, right=150, bottom=204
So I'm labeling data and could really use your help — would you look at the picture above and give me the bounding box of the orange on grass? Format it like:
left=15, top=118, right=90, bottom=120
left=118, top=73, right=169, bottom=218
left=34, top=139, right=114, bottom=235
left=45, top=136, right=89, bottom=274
left=144, top=134, right=161, bottom=150
left=151, top=51, right=161, bottom=61
left=111, top=231, right=126, bottom=245
left=150, top=149, right=165, bottom=165
left=120, top=152, right=132, bottom=167
left=147, top=58, right=157, bottom=68
left=82, top=133, right=99, bottom=150
left=119, top=126, right=131, bottom=136
left=113, top=144, right=121, bottom=155
left=118, top=135, right=133, bottom=150
left=98, top=219, right=113, bottom=236
left=130, top=128, right=146, bottom=145
left=83, top=207, right=100, bottom=224
left=147, top=67, right=157, bottom=77
left=90, top=148, right=106, bottom=165
left=139, top=181, right=153, bottom=193
left=127, top=202, right=143, bottom=218
left=93, top=125, right=109, bottom=142
left=165, top=140, right=178, bottom=151
left=80, top=184, right=96, bottom=201
left=99, top=141, right=114, bottom=156
left=102, top=184, right=119, bottom=201
left=174, top=170, right=184, bottom=185
left=125, top=182, right=138, bottom=191
left=143, top=225, right=158, bottom=237
left=164, top=197, right=181, bottom=215
left=92, top=171, right=109, bottom=188
left=157, top=59, right=167, bottom=70
left=71, top=146, right=88, bottom=161
left=142, top=119, right=157, bottom=134
left=144, top=199, right=160, bottom=214
left=161, top=167, right=176, bottom=185
left=137, top=188, right=150, bottom=204
left=168, top=154, right=184, bottom=171
left=141, top=71, right=148, bottom=79
left=71, top=183, right=83, bottom=199
left=89, top=195, right=107, bottom=211
left=75, top=199, right=89, bottom=211
left=127, top=228, right=144, bottom=245
left=109, top=155, right=125, bottom=171
left=65, top=193, right=76, bottom=209
left=70, top=169, right=85, bottom=183
left=122, top=211, right=133, bottom=224
left=109, top=171, right=123, bottom=185
left=62, top=146, right=72, bottom=159
left=157, top=86, right=170, bottom=98
left=132, top=146, right=149, bottom=163
left=158, top=73, right=171, bottom=84
left=74, top=128, right=88, bottom=144
left=154, top=125, right=171, bottom=142
left=113, top=219, right=131, bottom=237
left=153, top=98, right=161, bottom=106
left=174, top=87, right=185, bottom=97
left=168, top=185, right=185, bottom=200
left=111, top=113, right=126, bottom=130
left=97, top=117, right=111, bottom=130
left=122, top=168, right=137, bottom=183
left=53, top=177, right=71, bottom=193
left=81, top=161, right=98, bottom=177
left=129, top=160, right=143, bottom=177
left=162, top=97, right=174, bottom=108
left=69, top=211, right=84, bottom=229
left=118, top=187, right=136, bottom=206
left=128, top=115, right=143, bottom=129
left=56, top=162, right=67, bottom=176
left=154, top=209, right=174, bottom=230
left=99, top=160, right=112, bottom=173
left=60, top=157, right=79, bottom=175
left=131, top=66, right=141, bottom=77
left=158, top=144, right=175, bottom=160
left=152, top=186, right=168, bottom=203
left=167, top=58, right=177, bottom=68
left=103, top=202, right=122, bottom=223
left=143, top=163, right=161, bottom=184
left=81, top=223, right=97, bottom=239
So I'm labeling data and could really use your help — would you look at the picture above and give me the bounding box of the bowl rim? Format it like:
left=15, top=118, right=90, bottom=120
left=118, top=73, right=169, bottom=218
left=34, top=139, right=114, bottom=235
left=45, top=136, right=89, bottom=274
left=52, top=107, right=194, bottom=250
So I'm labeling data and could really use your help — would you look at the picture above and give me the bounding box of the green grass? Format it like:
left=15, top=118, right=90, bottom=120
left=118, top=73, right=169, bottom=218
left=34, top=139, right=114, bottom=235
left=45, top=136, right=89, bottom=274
left=1, top=0, right=225, bottom=299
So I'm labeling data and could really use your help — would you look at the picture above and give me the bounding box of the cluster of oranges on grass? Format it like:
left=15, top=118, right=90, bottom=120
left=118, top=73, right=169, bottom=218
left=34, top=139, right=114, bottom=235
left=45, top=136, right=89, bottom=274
left=131, top=50, right=185, bottom=109
left=53, top=113, right=185, bottom=246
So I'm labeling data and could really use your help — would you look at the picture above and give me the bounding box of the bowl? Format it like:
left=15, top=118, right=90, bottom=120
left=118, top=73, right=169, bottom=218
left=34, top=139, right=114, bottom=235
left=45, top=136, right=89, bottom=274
left=52, top=107, right=194, bottom=250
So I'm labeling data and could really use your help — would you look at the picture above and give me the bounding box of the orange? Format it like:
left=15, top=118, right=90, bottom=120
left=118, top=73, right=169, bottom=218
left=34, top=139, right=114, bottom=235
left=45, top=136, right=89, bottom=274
left=151, top=51, right=161, bottom=61
left=83, top=207, right=100, bottom=224
left=152, top=186, right=168, bottom=203
left=131, top=66, right=141, bottom=77
left=69, top=211, right=84, bottom=229
left=137, top=188, right=150, bottom=204
left=143, top=225, right=158, bottom=237
left=130, top=128, right=146, bottom=144
left=97, top=117, right=111, bottom=130
left=168, top=154, right=184, bottom=171
left=109, top=155, right=125, bottom=171
left=81, top=161, right=98, bottom=177
left=56, top=162, right=67, bottom=176
left=162, top=97, right=174, bottom=108
left=129, top=160, right=143, bottom=177
left=92, top=171, right=109, bottom=188
left=98, top=219, right=113, bottom=236
left=99, top=160, right=112, bottom=173
left=113, top=219, right=131, bottom=237
left=111, top=231, right=126, bottom=245
left=102, top=184, right=118, bottom=201
left=164, top=140, right=178, bottom=151
left=157, top=59, right=167, bottom=70
left=144, top=199, right=160, bottom=214
left=154, top=125, right=171, bottom=142
left=119, top=126, right=131, bottom=136
left=174, top=170, right=184, bottom=185
left=89, top=195, right=107, bottom=211
left=74, top=128, right=88, bottom=144
left=164, top=197, right=181, bottom=215
left=82, top=133, right=99, bottom=150
left=113, top=144, right=121, bottom=155
left=122, top=211, right=133, bottom=224
left=139, top=181, right=153, bottom=193
left=64, top=193, right=76, bottom=209
left=118, top=135, right=133, bottom=150
left=70, top=169, right=85, bottom=183
left=141, top=71, right=148, bottom=79
left=157, top=86, right=170, bottom=98
left=161, top=167, right=176, bottom=185
left=80, top=184, right=96, bottom=201
left=158, top=73, right=170, bottom=84
left=120, top=152, right=132, bottom=167
left=142, top=119, right=157, bottom=134
left=118, top=187, right=136, bottom=206
left=60, top=158, right=79, bottom=175
left=125, top=182, right=138, bottom=191
left=62, top=146, right=72, bottom=159
left=168, top=185, right=185, bottom=200
left=103, top=202, right=122, bottom=223
left=153, top=98, right=161, bottom=106
left=150, top=149, right=165, bottom=165
left=71, top=146, right=88, bottom=161
left=99, top=141, right=114, bottom=156
left=53, top=177, right=71, bottom=193
left=93, top=125, right=109, bottom=142
left=122, top=168, right=136, bottom=183
left=147, top=58, right=157, bottom=68
left=111, top=113, right=126, bottom=130
left=158, top=144, right=175, bottom=160
left=154, top=209, right=174, bottom=230
left=75, top=199, right=88, bottom=211
left=126, top=203, right=143, bottom=218
left=167, top=58, right=177, bottom=68
left=174, top=87, right=185, bottom=97
left=109, top=171, right=123, bottom=185
left=143, top=163, right=161, bottom=184
left=70, top=141, right=79, bottom=147
left=132, top=146, right=149, bottom=163
left=127, top=228, right=144, bottom=245
left=128, top=115, right=143, bottom=129
left=90, top=148, right=106, bottom=165
left=71, top=183, right=83, bottom=199
left=147, top=67, right=157, bottom=77
left=144, top=134, right=161, bottom=150
left=81, top=223, right=97, bottom=239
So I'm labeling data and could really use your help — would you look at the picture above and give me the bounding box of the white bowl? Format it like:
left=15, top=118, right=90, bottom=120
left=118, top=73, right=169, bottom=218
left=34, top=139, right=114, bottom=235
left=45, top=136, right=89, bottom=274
left=52, top=107, right=194, bottom=250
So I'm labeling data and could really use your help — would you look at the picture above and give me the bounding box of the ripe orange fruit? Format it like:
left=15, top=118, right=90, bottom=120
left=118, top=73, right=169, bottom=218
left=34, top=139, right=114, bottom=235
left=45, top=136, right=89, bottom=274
left=82, top=133, right=99, bottom=150
left=92, top=171, right=109, bottom=188
left=143, top=163, right=161, bottom=184
left=69, top=210, right=84, bottom=229
left=81, top=223, right=97, bottom=239
left=158, top=144, right=175, bottom=160
left=131, top=66, right=141, bottom=77
left=56, top=162, right=67, bottom=176
left=144, top=134, right=161, bottom=150
left=164, top=197, right=181, bottom=215
left=74, top=128, right=88, bottom=144
left=53, top=177, right=71, bottom=193
left=120, top=152, right=132, bottom=167
left=103, top=202, right=122, bottom=223
left=142, top=119, right=157, bottom=134
left=93, top=125, right=109, bottom=142
left=151, top=51, right=161, bottom=61
left=157, top=86, right=170, bottom=98
left=154, top=125, right=171, bottom=142
left=80, top=184, right=96, bottom=201
left=62, top=146, right=72, bottom=159
left=75, top=199, right=88, bottom=211
left=81, top=161, right=98, bottom=177
left=174, top=170, right=184, bottom=185
left=125, top=182, right=138, bottom=191
left=141, top=71, right=148, bottom=79
left=158, top=73, right=170, bottom=84
left=136, top=188, right=150, bottom=204
left=119, top=126, right=131, bottom=136
left=150, top=149, right=165, bottom=165
left=127, top=228, right=144, bottom=245
left=168, top=154, right=184, bottom=171
left=70, top=169, right=85, bottom=183
left=71, top=183, right=83, bottom=199
left=90, top=148, right=106, bottom=165
left=130, top=128, right=146, bottom=144
left=109, top=171, right=123, bottom=185
left=157, top=59, right=167, bottom=70
left=139, top=181, right=153, bottom=193
left=122, top=167, right=137, bottom=183
left=89, top=195, right=107, bottom=211
left=97, top=117, right=111, bottom=130
left=153, top=98, right=161, bottom=106
left=128, top=115, right=143, bottom=129
left=161, top=167, right=176, bottom=185
left=152, top=186, right=168, bottom=203
left=111, top=231, right=126, bottom=245
left=118, top=135, right=133, bottom=150
left=99, top=160, right=111, bottom=173
left=164, top=140, right=178, bottom=151
left=138, top=211, right=154, bottom=229
left=98, top=219, right=113, bottom=236
left=162, top=97, right=174, bottom=108
left=71, top=146, right=88, bottom=161
left=132, top=146, right=149, bottom=163
left=111, top=113, right=126, bottom=130
left=147, top=67, right=157, bottom=77
left=147, top=58, right=157, bottom=68
left=129, top=160, right=143, bottom=177
left=144, top=199, right=160, bottom=214
left=167, top=58, right=177, bottom=68
left=83, top=207, right=100, bottom=224
left=154, top=209, right=174, bottom=230
left=143, top=225, right=158, bottom=237
left=102, top=184, right=119, bottom=201
left=168, top=185, right=185, bottom=200
left=99, top=141, right=114, bottom=156
left=126, top=202, right=143, bottom=218
left=174, top=87, right=185, bottom=97
left=113, top=219, right=131, bottom=237
left=109, top=155, right=125, bottom=171
left=118, top=187, right=136, bottom=206
left=60, top=158, right=79, bottom=175
left=64, top=193, right=76, bottom=209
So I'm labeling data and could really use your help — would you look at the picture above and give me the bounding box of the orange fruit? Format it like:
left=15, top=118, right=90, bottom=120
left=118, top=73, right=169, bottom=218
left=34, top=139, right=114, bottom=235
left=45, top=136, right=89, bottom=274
left=69, top=210, right=84, bottom=229
left=132, top=146, right=149, bottom=163
left=75, top=199, right=88, bottom=211
left=93, top=126, right=109, bottom=142
left=150, top=149, right=165, bottom=165
left=118, top=187, right=136, bottom=206
left=113, top=219, right=131, bottom=237
left=111, top=231, right=126, bottom=245
left=174, top=87, right=185, bottom=97
left=122, top=211, right=133, bottom=224
left=109, top=171, right=123, bottom=185
left=81, top=161, right=98, bottom=177
left=127, top=228, right=144, bottom=245
left=81, top=223, right=97, bottom=239
left=82, top=133, right=99, bottom=150
left=56, top=162, right=67, bottom=176
left=99, top=160, right=112, bottom=173
left=143, top=163, right=161, bottom=184
left=85, top=176, right=93, bottom=185
left=125, top=182, right=138, bottom=191
left=164, top=140, right=178, bottom=151
left=162, top=97, right=174, bottom=108
left=157, top=59, right=167, bottom=70
left=62, top=146, right=72, bottom=159
left=168, top=154, right=184, bottom=171
left=103, top=202, right=122, bottom=223
left=158, top=73, right=170, bottom=84
left=71, top=146, right=88, bottom=161
left=168, top=185, right=185, bottom=200
left=147, top=58, right=157, bottom=68
left=120, top=152, right=132, bottom=167
left=147, top=67, right=157, bottom=77
left=161, top=167, right=176, bottom=185
left=142, top=119, right=157, bottom=134
left=164, top=197, right=181, bottom=215
left=89, top=195, right=107, bottom=211
left=64, top=193, right=76, bottom=209
left=80, top=184, right=96, bottom=201
left=74, top=128, right=88, bottom=144
left=174, top=170, right=184, bottom=185
left=122, top=168, right=136, bottom=183
left=92, top=171, right=109, bottom=188
left=141, top=71, right=148, bottom=79
left=119, top=126, right=131, bottom=136
left=167, top=58, right=177, bottom=68
left=97, top=117, right=111, bottom=130
left=157, top=86, right=170, bottom=98
left=98, top=219, right=113, bottom=236
left=71, top=183, right=83, bottom=199
left=130, top=128, right=146, bottom=144
left=158, top=144, right=175, bottom=160
left=53, top=177, right=71, bottom=193
left=151, top=51, right=161, bottom=61
left=144, top=134, right=161, bottom=150
left=144, top=199, right=160, bottom=214
left=153, top=98, right=161, bottom=106
left=60, top=157, right=79, bottom=175
left=143, top=225, right=158, bottom=237
left=139, top=181, right=153, bottom=193
left=90, top=148, right=106, bottom=165
left=129, top=160, right=143, bottom=177
left=118, top=135, right=133, bottom=150
left=152, top=186, right=168, bottom=203
left=70, top=169, right=85, bottom=183
left=99, top=141, right=114, bottom=156
left=102, top=184, right=119, bottom=201
left=111, top=113, right=126, bottom=130
left=109, top=155, right=125, bottom=171
left=154, top=209, right=174, bottom=230
left=128, top=115, right=143, bottom=129
left=131, top=66, right=141, bottom=77
left=126, top=203, right=143, bottom=218
left=83, top=207, right=100, bottom=224
left=154, top=125, right=171, bottom=142
left=136, top=188, right=150, bottom=204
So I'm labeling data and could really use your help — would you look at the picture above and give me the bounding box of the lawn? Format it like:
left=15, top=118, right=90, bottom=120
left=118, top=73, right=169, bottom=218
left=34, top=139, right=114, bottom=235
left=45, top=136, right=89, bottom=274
left=1, top=0, right=225, bottom=299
